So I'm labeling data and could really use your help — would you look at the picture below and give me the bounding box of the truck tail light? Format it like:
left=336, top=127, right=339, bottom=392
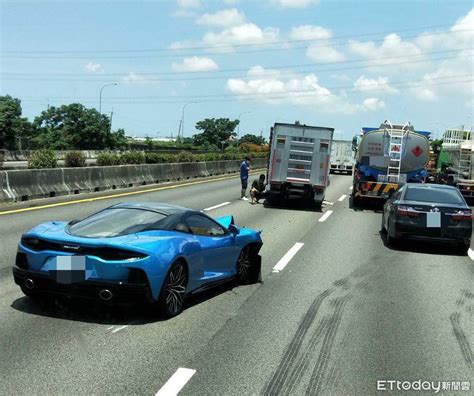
left=397, top=206, right=419, bottom=217
left=451, top=210, right=472, bottom=221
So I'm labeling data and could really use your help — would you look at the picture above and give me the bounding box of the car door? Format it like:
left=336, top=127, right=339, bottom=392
left=185, top=214, right=240, bottom=284
left=384, top=187, right=403, bottom=228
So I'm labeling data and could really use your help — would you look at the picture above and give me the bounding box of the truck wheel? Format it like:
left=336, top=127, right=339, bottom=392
left=457, top=241, right=470, bottom=255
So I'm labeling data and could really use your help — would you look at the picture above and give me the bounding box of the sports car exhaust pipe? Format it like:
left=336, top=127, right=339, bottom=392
left=99, top=289, right=113, bottom=301
left=25, top=278, right=34, bottom=290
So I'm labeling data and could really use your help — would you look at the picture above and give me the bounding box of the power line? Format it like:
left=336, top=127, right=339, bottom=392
left=2, top=24, right=458, bottom=55
left=3, top=48, right=471, bottom=83
left=19, top=75, right=473, bottom=105
left=2, top=28, right=472, bottom=60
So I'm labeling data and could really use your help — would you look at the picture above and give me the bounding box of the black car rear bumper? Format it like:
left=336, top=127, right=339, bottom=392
left=13, top=267, right=154, bottom=304
left=394, top=223, right=471, bottom=244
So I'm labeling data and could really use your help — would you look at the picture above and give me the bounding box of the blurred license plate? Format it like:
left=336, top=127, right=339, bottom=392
left=426, top=212, right=441, bottom=228
left=49, top=256, right=90, bottom=284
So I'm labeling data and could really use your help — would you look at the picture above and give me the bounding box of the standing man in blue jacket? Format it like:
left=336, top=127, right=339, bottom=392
left=240, top=156, right=251, bottom=200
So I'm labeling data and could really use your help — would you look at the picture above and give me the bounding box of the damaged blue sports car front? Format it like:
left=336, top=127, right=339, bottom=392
left=13, top=202, right=263, bottom=317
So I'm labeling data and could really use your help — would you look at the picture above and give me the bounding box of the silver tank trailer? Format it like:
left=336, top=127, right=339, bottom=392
left=357, top=129, right=429, bottom=173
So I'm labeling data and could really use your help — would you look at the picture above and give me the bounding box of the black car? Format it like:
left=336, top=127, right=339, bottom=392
left=381, top=184, right=472, bottom=252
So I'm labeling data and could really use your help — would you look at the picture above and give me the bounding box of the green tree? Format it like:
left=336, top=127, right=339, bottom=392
left=33, top=103, right=111, bottom=150
left=145, top=136, right=154, bottom=151
left=0, top=95, right=33, bottom=150
left=193, top=118, right=239, bottom=147
left=239, top=133, right=266, bottom=146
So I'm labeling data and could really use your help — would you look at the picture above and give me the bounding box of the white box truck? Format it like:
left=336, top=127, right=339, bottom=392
left=266, top=122, right=334, bottom=207
left=329, top=140, right=355, bottom=175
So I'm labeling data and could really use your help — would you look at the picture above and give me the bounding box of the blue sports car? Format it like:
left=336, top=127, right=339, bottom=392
left=13, top=202, right=263, bottom=317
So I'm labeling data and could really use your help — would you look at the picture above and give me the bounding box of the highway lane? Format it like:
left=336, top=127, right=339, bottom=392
left=0, top=174, right=473, bottom=395
left=0, top=173, right=349, bottom=394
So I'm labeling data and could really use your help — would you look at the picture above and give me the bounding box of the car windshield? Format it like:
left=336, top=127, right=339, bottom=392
left=404, top=187, right=465, bottom=205
left=68, top=208, right=167, bottom=237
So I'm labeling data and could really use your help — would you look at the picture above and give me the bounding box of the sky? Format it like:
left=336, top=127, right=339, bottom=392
left=1, top=0, right=473, bottom=141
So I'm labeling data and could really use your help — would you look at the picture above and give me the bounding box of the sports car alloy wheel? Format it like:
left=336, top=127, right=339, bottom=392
left=237, top=246, right=252, bottom=281
left=160, top=261, right=187, bottom=317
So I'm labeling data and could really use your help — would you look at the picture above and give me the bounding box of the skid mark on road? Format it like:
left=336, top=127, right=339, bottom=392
left=263, top=289, right=333, bottom=395
left=449, top=312, right=473, bottom=368
left=306, top=297, right=348, bottom=395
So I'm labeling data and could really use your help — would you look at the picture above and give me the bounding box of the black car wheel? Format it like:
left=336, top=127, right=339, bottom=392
left=158, top=260, right=188, bottom=318
left=237, top=246, right=252, bottom=282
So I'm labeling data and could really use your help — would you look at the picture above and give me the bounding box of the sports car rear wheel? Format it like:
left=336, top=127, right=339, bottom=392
left=158, top=261, right=188, bottom=318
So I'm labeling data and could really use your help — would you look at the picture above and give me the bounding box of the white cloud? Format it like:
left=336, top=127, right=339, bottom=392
left=306, top=44, right=345, bottom=63
left=226, top=66, right=382, bottom=114
left=353, top=75, right=398, bottom=94
left=122, top=72, right=158, bottom=85
left=171, top=22, right=280, bottom=52
left=272, top=0, right=319, bottom=8
left=203, top=23, right=280, bottom=51
left=177, top=0, right=201, bottom=8
left=466, top=99, right=473, bottom=109
left=360, top=97, right=385, bottom=111
left=197, top=8, right=246, bottom=28
left=410, top=86, right=438, bottom=102
left=348, top=33, right=425, bottom=70
left=289, top=25, right=344, bottom=63
left=224, top=0, right=240, bottom=3
left=290, top=25, right=331, bottom=41
left=84, top=62, right=103, bottom=73
left=171, top=56, right=219, bottom=72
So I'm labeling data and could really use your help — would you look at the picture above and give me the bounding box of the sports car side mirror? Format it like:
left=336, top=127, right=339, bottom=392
left=228, top=224, right=240, bottom=235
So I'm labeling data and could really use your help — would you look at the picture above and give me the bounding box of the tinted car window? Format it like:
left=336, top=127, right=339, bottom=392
left=69, top=208, right=167, bottom=237
left=404, top=187, right=464, bottom=204
left=186, top=215, right=226, bottom=237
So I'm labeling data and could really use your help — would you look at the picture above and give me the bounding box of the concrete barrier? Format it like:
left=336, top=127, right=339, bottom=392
left=0, top=159, right=268, bottom=203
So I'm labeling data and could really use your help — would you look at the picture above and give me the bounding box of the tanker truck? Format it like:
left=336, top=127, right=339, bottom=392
left=351, top=120, right=430, bottom=206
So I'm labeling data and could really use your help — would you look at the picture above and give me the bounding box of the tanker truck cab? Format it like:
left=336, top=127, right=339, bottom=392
left=352, top=121, right=431, bottom=207
left=267, top=122, right=334, bottom=208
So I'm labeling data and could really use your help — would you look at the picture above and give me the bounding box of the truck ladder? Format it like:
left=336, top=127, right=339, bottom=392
left=384, top=120, right=410, bottom=183
left=458, top=130, right=473, bottom=180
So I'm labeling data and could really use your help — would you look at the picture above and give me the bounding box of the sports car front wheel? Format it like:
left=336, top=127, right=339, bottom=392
left=237, top=245, right=261, bottom=283
left=158, top=261, right=188, bottom=318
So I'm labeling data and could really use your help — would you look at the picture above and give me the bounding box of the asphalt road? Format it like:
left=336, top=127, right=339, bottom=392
left=0, top=174, right=473, bottom=395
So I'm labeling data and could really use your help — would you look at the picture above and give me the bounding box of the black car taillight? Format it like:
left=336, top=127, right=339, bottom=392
left=15, top=252, right=29, bottom=270
left=128, top=268, right=148, bottom=284
left=397, top=206, right=420, bottom=217
left=450, top=210, right=472, bottom=221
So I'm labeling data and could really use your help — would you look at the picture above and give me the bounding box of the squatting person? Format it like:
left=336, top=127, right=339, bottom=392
left=250, top=174, right=266, bottom=204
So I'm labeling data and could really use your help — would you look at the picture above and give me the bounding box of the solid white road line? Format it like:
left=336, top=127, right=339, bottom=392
left=107, top=326, right=115, bottom=330
left=203, top=202, right=231, bottom=211
left=156, top=368, right=196, bottom=396
left=272, top=242, right=304, bottom=273
left=338, top=194, right=347, bottom=202
left=468, top=248, right=474, bottom=261
left=318, top=210, right=333, bottom=222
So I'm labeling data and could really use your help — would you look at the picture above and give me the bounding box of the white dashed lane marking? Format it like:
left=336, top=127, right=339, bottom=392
left=272, top=242, right=304, bottom=273
left=203, top=202, right=231, bottom=211
left=318, top=210, right=333, bottom=222
left=156, top=368, right=196, bottom=396
left=338, top=194, right=347, bottom=202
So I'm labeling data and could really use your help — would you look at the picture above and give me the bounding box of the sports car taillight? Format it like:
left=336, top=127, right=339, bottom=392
left=91, top=248, right=148, bottom=261
left=450, top=210, right=472, bottom=221
left=397, top=206, right=419, bottom=217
